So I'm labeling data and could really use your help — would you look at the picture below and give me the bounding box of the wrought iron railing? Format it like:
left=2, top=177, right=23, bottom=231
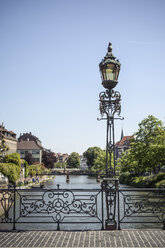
left=0, top=184, right=165, bottom=230
left=118, top=188, right=165, bottom=230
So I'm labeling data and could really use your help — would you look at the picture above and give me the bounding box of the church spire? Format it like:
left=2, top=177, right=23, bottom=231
left=121, top=126, right=124, bottom=141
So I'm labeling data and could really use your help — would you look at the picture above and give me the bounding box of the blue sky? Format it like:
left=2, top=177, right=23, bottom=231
left=1, top=0, right=165, bottom=154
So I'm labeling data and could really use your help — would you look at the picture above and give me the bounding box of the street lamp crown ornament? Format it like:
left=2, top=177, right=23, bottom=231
left=99, top=42, right=121, bottom=90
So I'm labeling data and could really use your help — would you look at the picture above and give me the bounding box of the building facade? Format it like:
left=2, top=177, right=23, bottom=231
left=0, top=123, right=17, bottom=155
left=17, top=133, right=43, bottom=163
left=0, top=123, right=17, bottom=184
left=115, top=136, right=132, bottom=160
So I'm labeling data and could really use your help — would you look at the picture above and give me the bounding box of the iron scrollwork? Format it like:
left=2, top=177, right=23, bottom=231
left=99, top=89, right=121, bottom=117
left=102, top=179, right=119, bottom=229
left=120, top=190, right=165, bottom=224
left=0, top=190, right=14, bottom=222
left=20, top=189, right=99, bottom=223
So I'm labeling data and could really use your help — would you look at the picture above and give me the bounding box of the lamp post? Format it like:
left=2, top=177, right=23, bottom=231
left=98, top=42, right=122, bottom=230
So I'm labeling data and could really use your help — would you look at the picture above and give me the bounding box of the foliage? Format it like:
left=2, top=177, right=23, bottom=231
left=83, top=147, right=103, bottom=169
left=119, top=172, right=165, bottom=188
left=67, top=152, right=80, bottom=168
left=155, top=179, right=165, bottom=188
left=120, top=115, right=165, bottom=175
left=24, top=152, right=33, bottom=165
left=0, top=163, right=21, bottom=183
left=28, top=163, right=48, bottom=176
left=0, top=154, right=22, bottom=183
left=0, top=153, right=22, bottom=183
left=54, top=162, right=66, bottom=168
left=24, top=160, right=29, bottom=178
left=42, top=150, right=57, bottom=169
left=5, top=153, right=21, bottom=167
left=91, top=150, right=115, bottom=174
left=0, top=139, right=8, bottom=161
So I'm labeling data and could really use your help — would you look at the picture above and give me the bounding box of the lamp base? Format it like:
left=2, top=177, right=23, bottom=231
left=105, top=219, right=117, bottom=230
left=102, top=80, right=117, bottom=90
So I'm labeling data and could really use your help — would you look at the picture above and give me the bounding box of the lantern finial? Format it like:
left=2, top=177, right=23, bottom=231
left=108, top=42, right=112, bottom=53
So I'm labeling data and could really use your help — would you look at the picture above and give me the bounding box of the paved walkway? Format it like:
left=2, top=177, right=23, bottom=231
left=0, top=230, right=165, bottom=247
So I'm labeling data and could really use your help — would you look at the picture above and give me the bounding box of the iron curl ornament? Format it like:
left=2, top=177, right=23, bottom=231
left=99, top=89, right=121, bottom=117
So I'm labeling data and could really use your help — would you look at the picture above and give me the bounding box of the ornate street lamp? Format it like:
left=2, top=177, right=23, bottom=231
left=99, top=42, right=121, bottom=90
left=98, top=42, right=122, bottom=230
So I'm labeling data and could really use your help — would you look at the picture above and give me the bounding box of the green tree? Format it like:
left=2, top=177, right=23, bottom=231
left=24, top=152, right=33, bottom=165
left=28, top=164, right=48, bottom=176
left=120, top=115, right=165, bottom=175
left=0, top=139, right=8, bottom=161
left=67, top=152, right=80, bottom=168
left=92, top=150, right=115, bottom=174
left=0, top=153, right=21, bottom=183
left=83, top=147, right=103, bottom=169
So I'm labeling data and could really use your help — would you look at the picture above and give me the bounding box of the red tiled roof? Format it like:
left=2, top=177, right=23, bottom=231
left=115, top=136, right=132, bottom=147
left=17, top=141, right=41, bottom=150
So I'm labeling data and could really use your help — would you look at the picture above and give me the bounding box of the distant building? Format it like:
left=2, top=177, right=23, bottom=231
left=56, top=153, right=69, bottom=163
left=17, top=133, right=43, bottom=163
left=0, top=123, right=17, bottom=155
left=115, top=136, right=132, bottom=159
left=0, top=123, right=17, bottom=184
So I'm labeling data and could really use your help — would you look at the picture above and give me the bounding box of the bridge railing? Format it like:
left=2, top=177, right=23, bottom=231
left=118, top=188, right=165, bottom=230
left=0, top=184, right=165, bottom=230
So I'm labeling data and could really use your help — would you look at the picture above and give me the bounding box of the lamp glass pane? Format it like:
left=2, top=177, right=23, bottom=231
left=101, top=68, right=106, bottom=80
left=115, top=67, right=120, bottom=80
left=106, top=68, right=114, bottom=80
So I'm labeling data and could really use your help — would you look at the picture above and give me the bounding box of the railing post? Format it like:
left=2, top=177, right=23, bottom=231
left=13, top=182, right=16, bottom=230
left=101, top=181, right=104, bottom=230
left=117, top=185, right=121, bottom=230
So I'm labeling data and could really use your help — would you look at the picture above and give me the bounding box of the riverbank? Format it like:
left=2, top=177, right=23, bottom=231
left=119, top=172, right=165, bottom=188
left=18, top=175, right=55, bottom=189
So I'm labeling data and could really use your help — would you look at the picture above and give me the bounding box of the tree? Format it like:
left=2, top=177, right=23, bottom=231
left=92, top=150, right=115, bottom=174
left=83, top=147, right=103, bottom=169
left=120, top=115, right=165, bottom=175
left=0, top=139, right=8, bottom=161
left=28, top=163, right=48, bottom=176
left=0, top=153, right=21, bottom=183
left=24, top=152, right=33, bottom=165
left=67, top=152, right=80, bottom=168
left=42, top=150, right=57, bottom=169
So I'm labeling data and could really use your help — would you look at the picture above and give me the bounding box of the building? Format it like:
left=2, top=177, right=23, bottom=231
left=0, top=123, right=17, bottom=155
left=56, top=153, right=69, bottom=163
left=17, top=133, right=43, bottom=163
left=0, top=123, right=17, bottom=184
left=115, top=136, right=132, bottom=159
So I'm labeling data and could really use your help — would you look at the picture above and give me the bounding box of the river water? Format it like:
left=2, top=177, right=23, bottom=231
left=0, top=175, right=163, bottom=230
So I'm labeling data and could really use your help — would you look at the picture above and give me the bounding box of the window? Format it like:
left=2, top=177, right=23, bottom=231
left=32, top=150, right=39, bottom=154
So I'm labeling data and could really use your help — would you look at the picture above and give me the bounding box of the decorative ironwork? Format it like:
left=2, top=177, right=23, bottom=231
left=19, top=189, right=99, bottom=222
left=99, top=89, right=121, bottom=117
left=102, top=178, right=118, bottom=229
left=13, top=186, right=103, bottom=230
left=0, top=190, right=14, bottom=222
left=0, top=185, right=165, bottom=230
left=118, top=189, right=165, bottom=229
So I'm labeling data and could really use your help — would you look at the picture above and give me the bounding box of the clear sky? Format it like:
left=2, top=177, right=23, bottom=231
left=1, top=0, right=165, bottom=155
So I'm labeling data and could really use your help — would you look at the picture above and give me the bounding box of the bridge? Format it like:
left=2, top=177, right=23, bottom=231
left=51, top=168, right=99, bottom=176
